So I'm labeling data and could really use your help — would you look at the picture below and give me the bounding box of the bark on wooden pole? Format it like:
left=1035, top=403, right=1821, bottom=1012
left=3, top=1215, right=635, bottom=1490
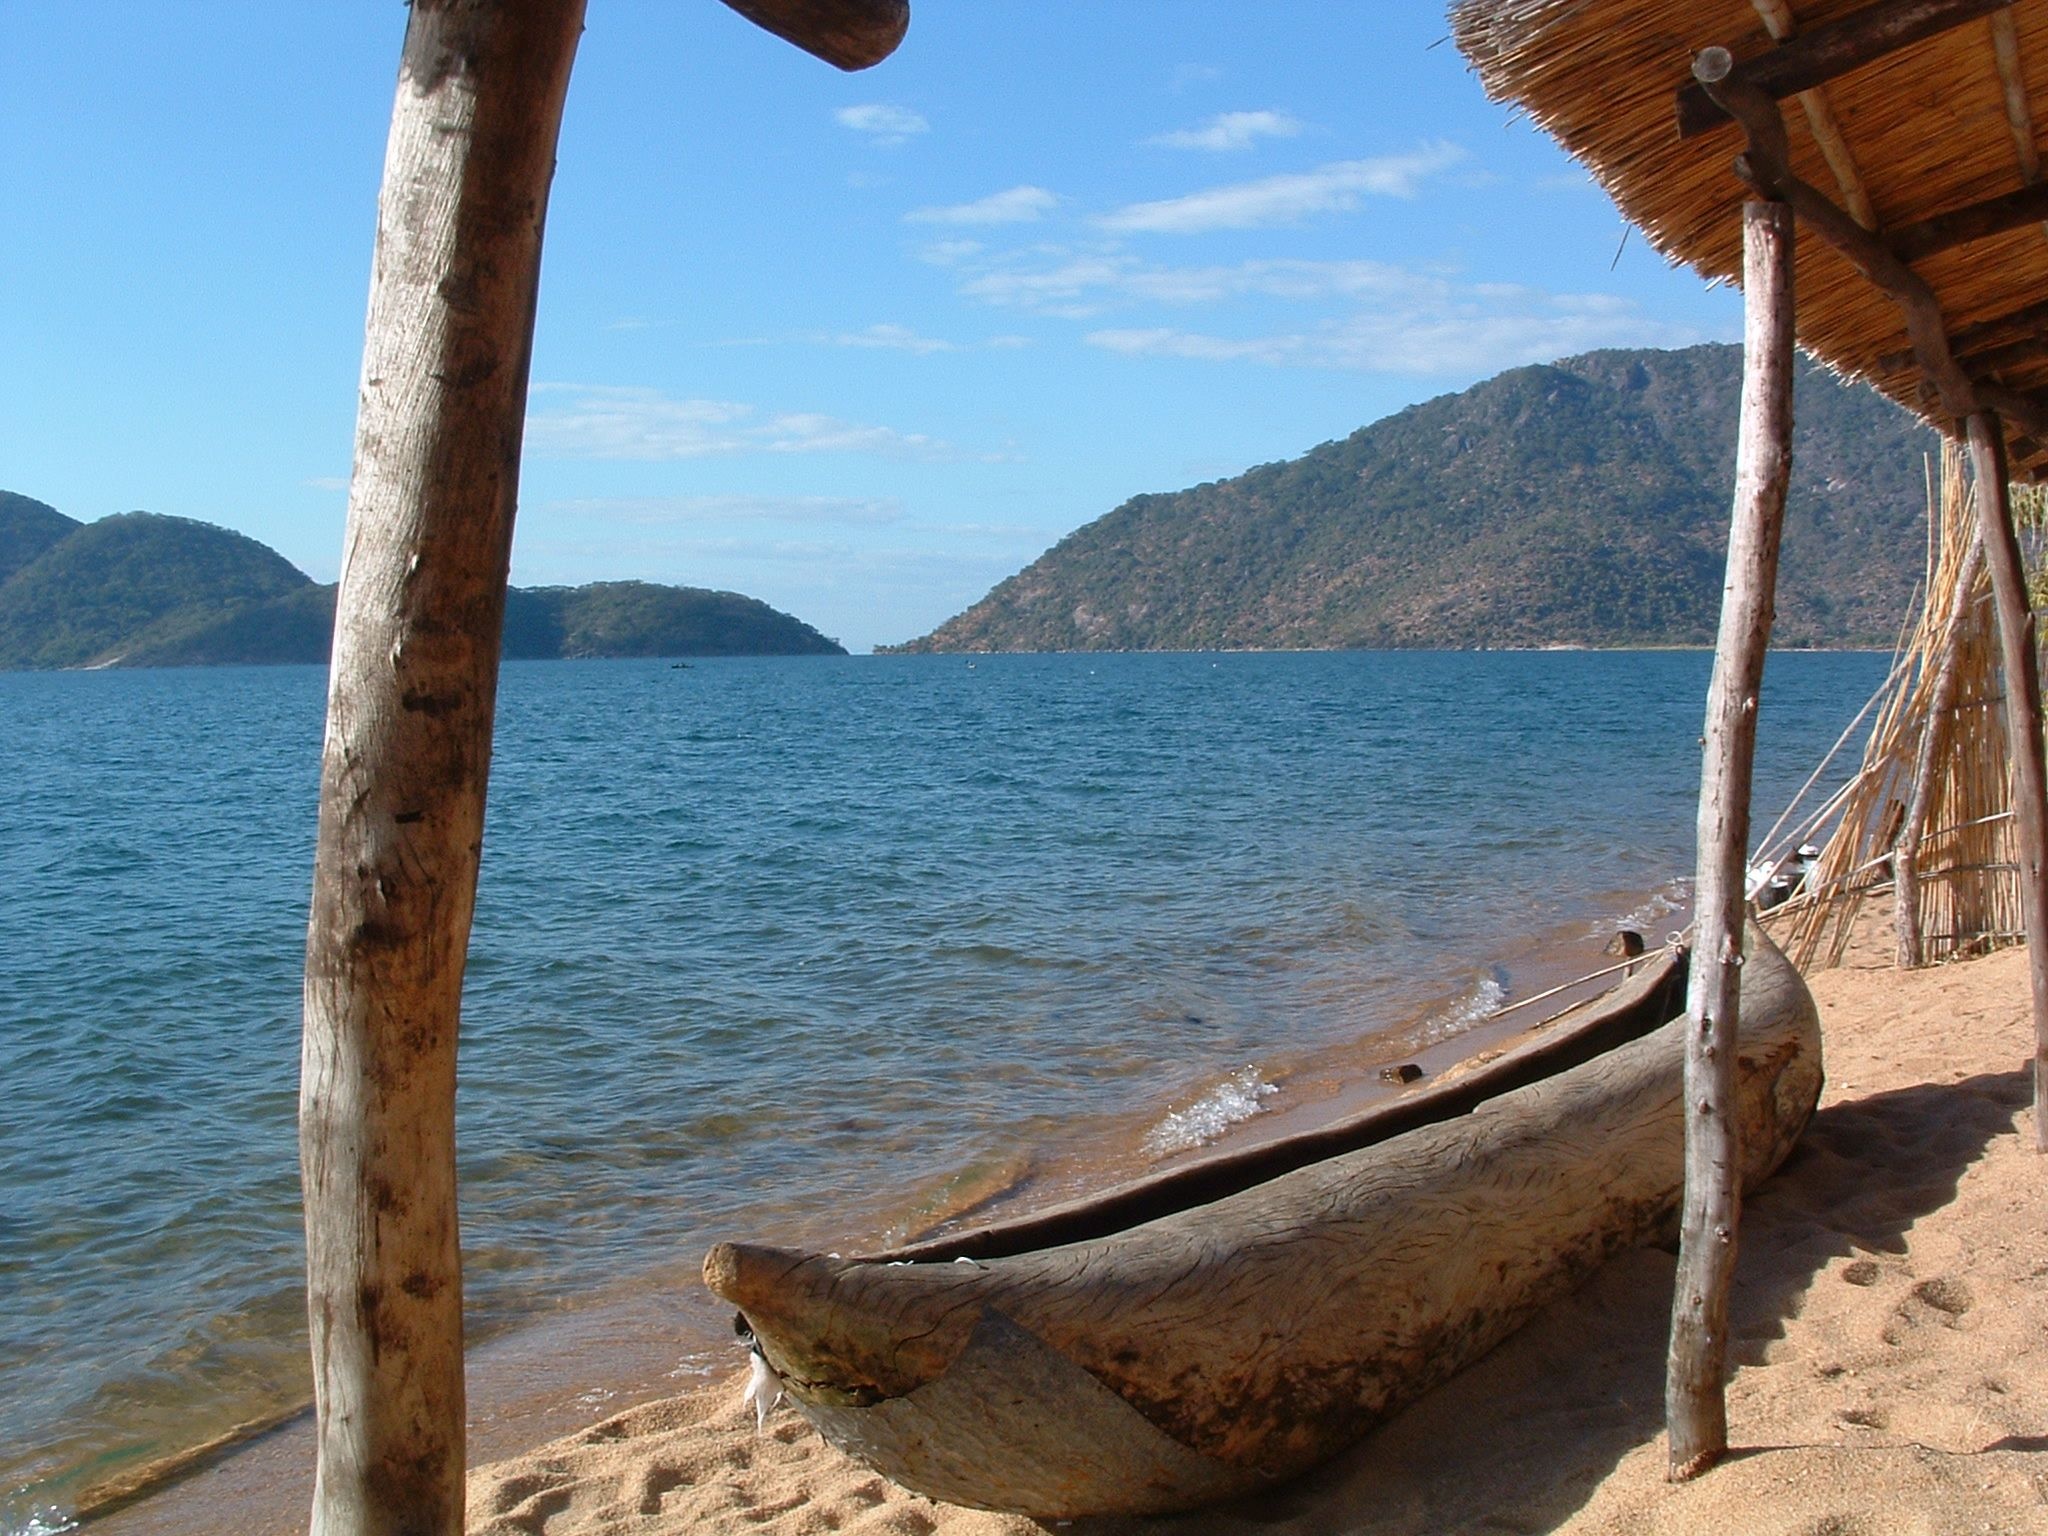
left=299, top=5, right=584, bottom=1533
left=1666, top=198, right=1796, bottom=1481
left=1965, top=411, right=2048, bottom=1152
left=1895, top=535, right=1986, bottom=967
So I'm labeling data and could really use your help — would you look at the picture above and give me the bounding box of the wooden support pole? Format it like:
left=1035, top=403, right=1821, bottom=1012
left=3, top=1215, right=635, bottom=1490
left=1965, top=412, right=2048, bottom=1152
left=1896, top=536, right=1987, bottom=966
left=1667, top=198, right=1796, bottom=1482
left=299, top=4, right=584, bottom=1533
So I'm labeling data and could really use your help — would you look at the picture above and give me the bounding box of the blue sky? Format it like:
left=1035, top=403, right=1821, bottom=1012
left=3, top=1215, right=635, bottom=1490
left=1, top=3, right=1743, bottom=652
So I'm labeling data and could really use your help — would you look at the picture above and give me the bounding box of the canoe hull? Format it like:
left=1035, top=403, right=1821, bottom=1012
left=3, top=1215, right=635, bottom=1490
left=705, top=929, right=1822, bottom=1517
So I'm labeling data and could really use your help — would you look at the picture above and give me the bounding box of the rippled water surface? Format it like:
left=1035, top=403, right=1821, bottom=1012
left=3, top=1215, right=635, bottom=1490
left=0, top=650, right=1886, bottom=1530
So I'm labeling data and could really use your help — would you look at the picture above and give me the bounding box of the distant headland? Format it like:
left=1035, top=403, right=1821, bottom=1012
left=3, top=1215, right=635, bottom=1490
left=885, top=343, right=1938, bottom=654
left=0, top=491, right=844, bottom=669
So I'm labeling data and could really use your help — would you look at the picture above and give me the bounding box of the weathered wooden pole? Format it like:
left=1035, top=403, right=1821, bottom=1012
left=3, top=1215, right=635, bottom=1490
left=299, top=4, right=584, bottom=1533
left=1666, top=197, right=1795, bottom=1481
left=1965, top=410, right=2048, bottom=1152
left=1895, top=535, right=1986, bottom=967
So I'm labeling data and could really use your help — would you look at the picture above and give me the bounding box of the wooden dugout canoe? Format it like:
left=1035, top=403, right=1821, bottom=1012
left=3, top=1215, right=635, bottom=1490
left=703, top=925, right=1822, bottom=1518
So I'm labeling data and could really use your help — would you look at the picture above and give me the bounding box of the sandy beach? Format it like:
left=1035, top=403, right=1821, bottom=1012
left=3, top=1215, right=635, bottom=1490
left=460, top=901, right=2048, bottom=1536
left=88, top=896, right=2045, bottom=1536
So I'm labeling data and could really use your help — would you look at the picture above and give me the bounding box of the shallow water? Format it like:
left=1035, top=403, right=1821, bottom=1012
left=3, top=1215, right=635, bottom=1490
left=0, top=650, right=1884, bottom=1530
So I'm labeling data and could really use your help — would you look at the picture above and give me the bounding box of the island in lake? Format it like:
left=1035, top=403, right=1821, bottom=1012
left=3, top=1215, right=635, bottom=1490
left=0, top=491, right=844, bottom=668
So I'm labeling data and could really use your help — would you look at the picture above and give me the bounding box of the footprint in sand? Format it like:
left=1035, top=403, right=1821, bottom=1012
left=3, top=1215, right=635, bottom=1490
left=1881, top=1274, right=1974, bottom=1344
left=1910, top=1276, right=1972, bottom=1316
left=630, top=1464, right=692, bottom=1516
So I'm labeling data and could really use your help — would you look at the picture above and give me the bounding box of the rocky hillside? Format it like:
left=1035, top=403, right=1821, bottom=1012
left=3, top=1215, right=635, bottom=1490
left=0, top=498, right=845, bottom=667
left=891, top=345, right=1937, bottom=652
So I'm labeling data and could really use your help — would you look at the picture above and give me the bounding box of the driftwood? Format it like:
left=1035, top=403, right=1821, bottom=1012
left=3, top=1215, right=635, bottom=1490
left=704, top=929, right=1822, bottom=1518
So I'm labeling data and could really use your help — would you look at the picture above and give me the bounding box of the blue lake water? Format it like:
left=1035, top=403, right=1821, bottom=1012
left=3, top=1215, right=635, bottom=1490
left=0, top=650, right=1887, bottom=1531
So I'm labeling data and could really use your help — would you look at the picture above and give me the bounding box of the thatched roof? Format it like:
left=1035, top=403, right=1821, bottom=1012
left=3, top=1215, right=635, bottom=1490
left=1452, top=0, right=2048, bottom=477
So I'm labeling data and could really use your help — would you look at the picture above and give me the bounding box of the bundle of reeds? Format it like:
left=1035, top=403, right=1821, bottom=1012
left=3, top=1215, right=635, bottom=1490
left=1773, top=442, right=2018, bottom=968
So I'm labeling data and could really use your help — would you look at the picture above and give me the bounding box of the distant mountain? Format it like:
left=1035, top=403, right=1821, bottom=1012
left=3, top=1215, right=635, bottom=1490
left=0, top=499, right=845, bottom=668
left=0, top=512, right=311, bottom=669
left=888, top=344, right=1938, bottom=653
left=0, top=492, right=80, bottom=586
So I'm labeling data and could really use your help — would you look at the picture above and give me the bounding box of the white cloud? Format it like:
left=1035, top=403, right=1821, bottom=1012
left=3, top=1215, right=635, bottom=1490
left=525, top=385, right=942, bottom=460
left=545, top=494, right=906, bottom=528
left=1083, top=287, right=1706, bottom=377
left=958, top=254, right=1437, bottom=316
left=917, top=238, right=985, bottom=266
left=836, top=103, right=928, bottom=144
left=1149, top=110, right=1303, bottom=152
left=1098, top=144, right=1466, bottom=233
left=820, top=323, right=955, bottom=354
left=907, top=185, right=1058, bottom=226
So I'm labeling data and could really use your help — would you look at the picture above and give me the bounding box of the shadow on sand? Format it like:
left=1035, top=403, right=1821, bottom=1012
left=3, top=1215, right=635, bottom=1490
left=1057, top=1065, right=2031, bottom=1536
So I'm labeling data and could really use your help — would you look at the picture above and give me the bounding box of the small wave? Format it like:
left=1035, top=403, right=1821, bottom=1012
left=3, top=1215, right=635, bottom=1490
left=1143, top=1067, right=1277, bottom=1157
left=1411, top=973, right=1508, bottom=1047
left=1591, top=879, right=1691, bottom=942
left=5, top=1507, right=76, bottom=1536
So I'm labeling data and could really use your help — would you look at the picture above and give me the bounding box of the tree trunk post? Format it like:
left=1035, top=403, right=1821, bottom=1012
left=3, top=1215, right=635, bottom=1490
left=1966, top=410, right=2048, bottom=1153
left=1894, top=535, right=1985, bottom=968
left=299, top=5, right=584, bottom=1534
left=1666, top=198, right=1795, bottom=1481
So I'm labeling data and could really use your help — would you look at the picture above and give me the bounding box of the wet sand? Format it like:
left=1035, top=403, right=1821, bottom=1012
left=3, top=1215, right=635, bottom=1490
left=104, top=898, right=2048, bottom=1534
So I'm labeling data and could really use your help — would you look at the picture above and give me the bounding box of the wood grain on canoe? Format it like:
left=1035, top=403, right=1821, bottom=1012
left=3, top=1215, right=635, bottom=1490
left=704, top=926, right=1822, bottom=1517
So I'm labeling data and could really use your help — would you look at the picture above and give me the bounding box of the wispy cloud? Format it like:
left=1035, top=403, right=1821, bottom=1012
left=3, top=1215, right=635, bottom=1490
left=836, top=103, right=928, bottom=144
left=818, top=323, right=955, bottom=354
left=958, top=254, right=1439, bottom=317
left=544, top=494, right=907, bottom=528
left=1098, top=144, right=1465, bottom=233
left=720, top=322, right=1032, bottom=355
left=907, top=185, right=1057, bottom=226
left=917, top=238, right=985, bottom=266
left=1149, top=110, right=1303, bottom=152
left=526, top=385, right=944, bottom=460
left=1084, top=289, right=1707, bottom=376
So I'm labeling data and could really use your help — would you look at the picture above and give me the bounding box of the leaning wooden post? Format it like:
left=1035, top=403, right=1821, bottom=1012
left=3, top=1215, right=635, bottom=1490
left=1666, top=197, right=1795, bottom=1481
left=1895, top=534, right=1986, bottom=967
left=299, top=5, right=584, bottom=1534
left=1965, top=411, right=2048, bottom=1152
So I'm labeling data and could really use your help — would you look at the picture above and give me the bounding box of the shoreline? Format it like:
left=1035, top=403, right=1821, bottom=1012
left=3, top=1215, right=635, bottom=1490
left=76, top=890, right=1684, bottom=1536
left=108, top=893, right=2048, bottom=1535
left=479, top=899, right=2047, bottom=1534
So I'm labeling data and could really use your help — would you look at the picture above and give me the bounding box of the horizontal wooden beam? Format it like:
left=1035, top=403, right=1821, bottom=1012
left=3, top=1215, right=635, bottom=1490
left=1889, top=179, right=2048, bottom=260
left=1679, top=0, right=2014, bottom=139
left=1960, top=333, right=2048, bottom=377
left=1881, top=294, right=2048, bottom=370
left=717, top=0, right=908, bottom=69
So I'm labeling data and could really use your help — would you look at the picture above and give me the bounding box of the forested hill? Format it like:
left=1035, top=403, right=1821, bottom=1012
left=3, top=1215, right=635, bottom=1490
left=0, top=496, right=844, bottom=668
left=890, top=344, right=1938, bottom=653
